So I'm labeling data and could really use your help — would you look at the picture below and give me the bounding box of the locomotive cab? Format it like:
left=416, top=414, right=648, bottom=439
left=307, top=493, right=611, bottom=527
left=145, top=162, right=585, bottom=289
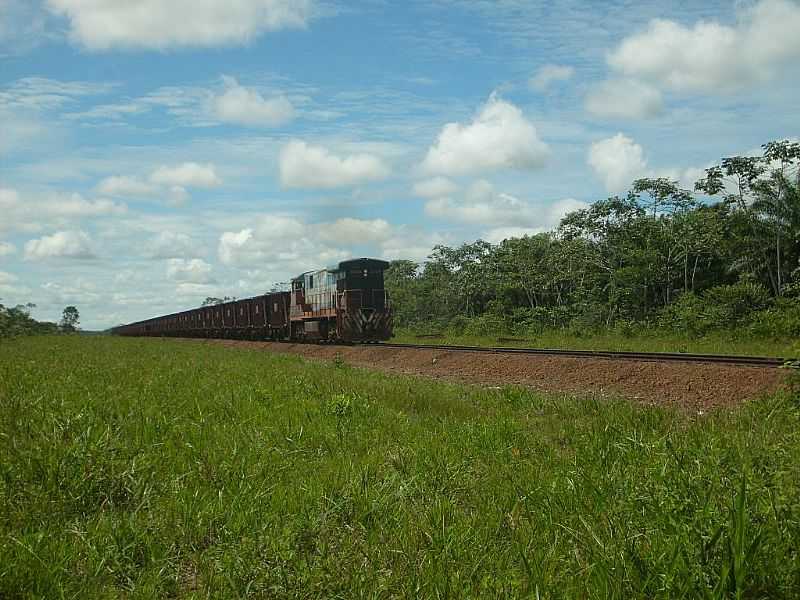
left=289, top=258, right=392, bottom=342
left=335, top=258, right=392, bottom=341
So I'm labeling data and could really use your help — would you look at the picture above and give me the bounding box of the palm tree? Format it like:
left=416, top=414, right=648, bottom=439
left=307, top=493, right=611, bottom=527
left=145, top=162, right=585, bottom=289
left=752, top=170, right=800, bottom=294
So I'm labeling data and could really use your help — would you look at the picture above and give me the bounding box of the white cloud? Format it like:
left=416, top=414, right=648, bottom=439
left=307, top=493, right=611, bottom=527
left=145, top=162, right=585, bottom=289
left=587, top=134, right=708, bottom=193
left=0, top=241, right=16, bottom=256
left=218, top=216, right=350, bottom=271
left=422, top=94, right=549, bottom=176
left=0, top=187, right=126, bottom=233
left=144, top=231, right=202, bottom=259
left=166, top=258, right=214, bottom=284
left=0, top=270, right=31, bottom=298
left=317, top=218, right=393, bottom=245
left=41, top=279, right=101, bottom=304
left=279, top=140, right=391, bottom=189
left=149, top=162, right=221, bottom=188
left=0, top=77, right=116, bottom=111
left=530, top=64, right=574, bottom=92
left=97, top=174, right=190, bottom=206
left=47, top=0, right=313, bottom=50
left=217, top=214, right=399, bottom=270
left=412, top=177, right=459, bottom=198
left=379, top=227, right=447, bottom=263
left=24, top=230, right=96, bottom=260
left=165, top=186, right=190, bottom=207
left=212, top=76, right=294, bottom=127
left=97, top=175, right=158, bottom=197
left=484, top=199, right=589, bottom=243
left=585, top=79, right=663, bottom=120
left=607, top=0, right=800, bottom=94
left=219, top=229, right=254, bottom=265
left=587, top=134, right=647, bottom=193
left=424, top=180, right=527, bottom=226
left=423, top=179, right=588, bottom=239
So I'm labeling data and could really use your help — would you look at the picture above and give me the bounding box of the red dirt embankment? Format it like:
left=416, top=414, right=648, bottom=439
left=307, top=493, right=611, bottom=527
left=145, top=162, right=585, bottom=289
left=203, top=340, right=787, bottom=412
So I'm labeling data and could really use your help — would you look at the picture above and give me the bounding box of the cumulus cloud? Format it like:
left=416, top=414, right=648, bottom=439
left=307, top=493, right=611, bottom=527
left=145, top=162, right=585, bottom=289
left=144, top=231, right=202, bottom=259
left=587, top=134, right=648, bottom=193
left=24, top=230, right=96, bottom=260
left=149, top=162, right=221, bottom=188
left=422, top=95, right=549, bottom=176
left=424, top=180, right=528, bottom=226
left=218, top=217, right=350, bottom=270
left=482, top=199, right=589, bottom=243
left=317, top=218, right=393, bottom=245
left=379, top=228, right=447, bottom=263
left=423, top=179, right=588, bottom=240
left=217, top=214, right=402, bottom=270
left=412, top=177, right=459, bottom=198
left=97, top=175, right=158, bottom=197
left=530, top=64, right=574, bottom=92
left=587, top=133, right=706, bottom=193
left=279, top=140, right=391, bottom=189
left=97, top=174, right=191, bottom=206
left=46, top=0, right=313, bottom=50
left=585, top=79, right=663, bottom=120
left=166, top=258, right=214, bottom=284
left=1, top=187, right=126, bottom=233
left=0, top=270, right=30, bottom=298
left=607, top=0, right=800, bottom=94
left=0, top=241, right=16, bottom=256
left=212, top=76, right=294, bottom=127
left=219, top=229, right=254, bottom=265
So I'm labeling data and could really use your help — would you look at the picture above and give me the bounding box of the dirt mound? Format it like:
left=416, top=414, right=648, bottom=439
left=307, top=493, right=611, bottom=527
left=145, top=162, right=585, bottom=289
left=203, top=340, right=787, bottom=411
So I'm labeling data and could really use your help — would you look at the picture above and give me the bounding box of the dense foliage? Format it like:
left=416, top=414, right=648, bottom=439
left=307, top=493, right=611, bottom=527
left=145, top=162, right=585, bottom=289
left=0, top=302, right=60, bottom=338
left=387, top=140, right=800, bottom=340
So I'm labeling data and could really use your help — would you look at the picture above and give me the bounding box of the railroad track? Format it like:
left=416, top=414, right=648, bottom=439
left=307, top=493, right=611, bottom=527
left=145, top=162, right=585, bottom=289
left=375, top=342, right=791, bottom=368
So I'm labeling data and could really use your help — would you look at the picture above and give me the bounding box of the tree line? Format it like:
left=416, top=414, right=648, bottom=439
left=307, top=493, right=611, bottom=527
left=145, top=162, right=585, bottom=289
left=0, top=304, right=80, bottom=339
left=386, top=140, right=800, bottom=339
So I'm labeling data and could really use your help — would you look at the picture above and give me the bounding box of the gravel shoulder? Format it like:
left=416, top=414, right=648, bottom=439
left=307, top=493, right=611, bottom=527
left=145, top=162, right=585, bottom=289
left=201, top=339, right=787, bottom=411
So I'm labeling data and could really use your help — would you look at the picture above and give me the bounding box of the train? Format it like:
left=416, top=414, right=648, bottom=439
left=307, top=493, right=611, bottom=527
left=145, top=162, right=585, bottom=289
left=111, top=257, right=393, bottom=342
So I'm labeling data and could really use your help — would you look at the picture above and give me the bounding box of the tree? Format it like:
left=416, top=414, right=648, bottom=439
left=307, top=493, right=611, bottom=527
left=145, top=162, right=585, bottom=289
left=751, top=141, right=800, bottom=295
left=60, top=306, right=80, bottom=332
left=201, top=297, right=232, bottom=306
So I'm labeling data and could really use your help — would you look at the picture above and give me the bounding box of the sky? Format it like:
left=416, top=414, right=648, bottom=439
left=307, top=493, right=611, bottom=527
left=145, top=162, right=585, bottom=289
left=1, top=0, right=799, bottom=329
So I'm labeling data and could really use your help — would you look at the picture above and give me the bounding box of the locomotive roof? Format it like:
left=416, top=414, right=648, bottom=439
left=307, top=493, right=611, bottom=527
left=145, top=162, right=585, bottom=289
left=336, top=257, right=390, bottom=271
left=290, top=257, right=390, bottom=282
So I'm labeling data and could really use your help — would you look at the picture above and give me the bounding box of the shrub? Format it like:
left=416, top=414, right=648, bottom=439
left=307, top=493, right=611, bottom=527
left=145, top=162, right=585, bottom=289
left=659, top=282, right=774, bottom=336
left=463, top=313, right=508, bottom=337
left=447, top=315, right=470, bottom=335
left=658, top=293, right=708, bottom=337
left=747, top=300, right=800, bottom=338
left=509, top=306, right=571, bottom=333
left=701, top=281, right=771, bottom=326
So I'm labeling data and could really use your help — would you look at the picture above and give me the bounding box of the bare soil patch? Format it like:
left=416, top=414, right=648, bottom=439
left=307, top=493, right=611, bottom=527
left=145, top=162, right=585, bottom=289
left=200, top=340, right=786, bottom=411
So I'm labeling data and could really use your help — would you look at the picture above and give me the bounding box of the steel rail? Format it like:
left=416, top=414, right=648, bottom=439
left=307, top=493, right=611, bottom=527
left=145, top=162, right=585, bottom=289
left=374, top=342, right=790, bottom=368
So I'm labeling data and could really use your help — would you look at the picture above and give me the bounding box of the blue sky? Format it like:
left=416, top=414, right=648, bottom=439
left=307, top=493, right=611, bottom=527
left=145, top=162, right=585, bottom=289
left=1, top=0, right=799, bottom=329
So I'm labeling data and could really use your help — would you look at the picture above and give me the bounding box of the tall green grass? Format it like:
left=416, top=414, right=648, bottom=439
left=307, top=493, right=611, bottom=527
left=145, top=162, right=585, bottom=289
left=1, top=336, right=798, bottom=598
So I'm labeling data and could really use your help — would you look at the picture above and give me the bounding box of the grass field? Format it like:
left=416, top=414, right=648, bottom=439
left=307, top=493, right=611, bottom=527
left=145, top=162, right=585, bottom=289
left=392, top=328, right=800, bottom=358
left=1, top=336, right=799, bottom=598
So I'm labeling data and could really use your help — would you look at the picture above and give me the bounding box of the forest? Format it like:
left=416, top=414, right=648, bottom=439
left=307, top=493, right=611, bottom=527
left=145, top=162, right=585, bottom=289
left=386, top=140, right=800, bottom=341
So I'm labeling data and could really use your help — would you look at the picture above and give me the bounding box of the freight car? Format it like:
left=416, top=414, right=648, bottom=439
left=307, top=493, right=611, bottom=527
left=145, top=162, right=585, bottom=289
left=112, top=258, right=392, bottom=343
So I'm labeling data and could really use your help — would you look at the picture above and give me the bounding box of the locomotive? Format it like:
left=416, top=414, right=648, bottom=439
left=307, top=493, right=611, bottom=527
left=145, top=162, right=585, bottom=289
left=111, top=258, right=393, bottom=342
